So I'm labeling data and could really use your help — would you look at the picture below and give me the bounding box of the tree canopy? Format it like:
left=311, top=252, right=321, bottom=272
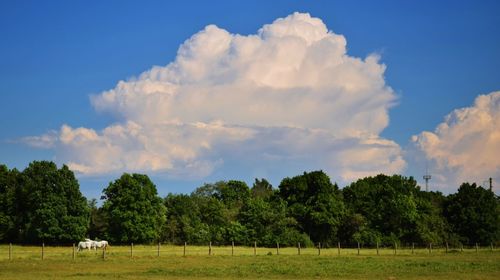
left=1, top=161, right=498, bottom=246
left=101, top=173, right=166, bottom=243
left=0, top=161, right=89, bottom=244
left=444, top=182, right=500, bottom=244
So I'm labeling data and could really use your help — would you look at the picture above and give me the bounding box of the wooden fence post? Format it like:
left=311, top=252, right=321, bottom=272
left=429, top=243, right=432, bottom=254
left=376, top=241, right=379, bottom=256
left=102, top=246, right=106, bottom=260
left=446, top=242, right=449, bottom=253
left=209, top=241, right=212, bottom=256
left=318, top=242, right=321, bottom=256
left=476, top=243, right=478, bottom=253
left=357, top=242, right=360, bottom=255
left=232, top=241, right=234, bottom=256
left=491, top=243, right=494, bottom=251
left=297, top=242, right=301, bottom=255
left=72, top=243, right=75, bottom=260
left=157, top=242, right=160, bottom=257
left=461, top=243, right=463, bottom=252
left=412, top=242, right=414, bottom=254
left=183, top=242, right=186, bottom=256
left=42, top=243, right=44, bottom=260
left=9, top=243, right=12, bottom=261
left=254, top=241, right=257, bottom=256
left=337, top=242, right=340, bottom=256
left=394, top=242, right=397, bottom=255
left=130, top=243, right=133, bottom=258
left=276, top=242, right=279, bottom=255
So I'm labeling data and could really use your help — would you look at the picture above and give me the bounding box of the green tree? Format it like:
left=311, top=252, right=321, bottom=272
left=102, top=173, right=166, bottom=243
left=17, top=161, right=89, bottom=243
left=278, top=171, right=345, bottom=244
left=163, top=193, right=221, bottom=244
left=414, top=191, right=447, bottom=245
left=238, top=196, right=310, bottom=247
left=87, top=199, right=108, bottom=240
left=444, top=182, right=499, bottom=245
left=0, top=164, right=17, bottom=241
left=343, top=174, right=421, bottom=245
left=251, top=178, right=273, bottom=200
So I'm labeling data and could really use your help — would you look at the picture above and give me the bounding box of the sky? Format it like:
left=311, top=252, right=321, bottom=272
left=1, top=0, right=499, bottom=199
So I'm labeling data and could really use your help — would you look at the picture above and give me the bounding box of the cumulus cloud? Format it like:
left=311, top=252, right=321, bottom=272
left=412, top=91, right=500, bottom=191
left=25, top=12, right=405, bottom=182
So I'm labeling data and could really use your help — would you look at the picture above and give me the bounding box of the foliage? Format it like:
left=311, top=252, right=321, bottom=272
left=1, top=161, right=499, bottom=247
left=0, top=164, right=17, bottom=241
left=251, top=178, right=273, bottom=199
left=342, top=174, right=448, bottom=245
left=444, top=182, right=500, bottom=244
left=0, top=161, right=89, bottom=243
left=101, top=173, right=166, bottom=243
left=278, top=171, right=345, bottom=245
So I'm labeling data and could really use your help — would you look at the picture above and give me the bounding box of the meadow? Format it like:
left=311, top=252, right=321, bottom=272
left=0, top=244, right=499, bottom=279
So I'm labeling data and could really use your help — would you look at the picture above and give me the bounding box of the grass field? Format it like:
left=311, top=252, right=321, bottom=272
left=1, top=245, right=499, bottom=279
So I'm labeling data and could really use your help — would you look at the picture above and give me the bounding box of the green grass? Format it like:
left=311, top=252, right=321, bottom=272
left=0, top=245, right=499, bottom=279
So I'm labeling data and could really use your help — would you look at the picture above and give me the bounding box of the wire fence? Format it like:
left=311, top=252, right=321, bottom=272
left=0, top=242, right=496, bottom=261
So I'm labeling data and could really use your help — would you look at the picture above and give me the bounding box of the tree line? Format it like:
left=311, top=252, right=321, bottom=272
left=1, top=161, right=499, bottom=247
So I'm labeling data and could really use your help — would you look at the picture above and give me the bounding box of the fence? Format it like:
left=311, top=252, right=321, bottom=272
left=0, top=242, right=496, bottom=261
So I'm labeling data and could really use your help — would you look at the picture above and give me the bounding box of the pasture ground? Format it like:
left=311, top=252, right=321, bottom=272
left=0, top=245, right=499, bottom=279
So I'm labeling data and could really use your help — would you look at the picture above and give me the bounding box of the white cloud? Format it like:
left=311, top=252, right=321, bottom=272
left=412, top=91, right=500, bottom=191
left=26, top=12, right=404, bottom=183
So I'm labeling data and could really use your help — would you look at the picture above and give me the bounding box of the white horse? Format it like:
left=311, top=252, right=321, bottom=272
left=77, top=240, right=93, bottom=251
left=93, top=240, right=109, bottom=249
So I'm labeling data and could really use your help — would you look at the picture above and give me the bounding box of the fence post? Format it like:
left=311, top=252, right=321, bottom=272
left=276, top=242, right=279, bottom=255
left=298, top=242, right=301, bottom=255
left=232, top=241, right=234, bottom=256
left=357, top=242, right=360, bottom=255
left=318, top=242, right=321, bottom=256
left=394, top=242, right=397, bottom=255
left=9, top=243, right=12, bottom=260
left=476, top=243, right=478, bottom=253
left=412, top=242, right=414, bottom=254
left=183, top=242, right=186, bottom=257
left=42, top=243, right=44, bottom=260
left=209, top=241, right=212, bottom=256
left=102, top=246, right=106, bottom=260
left=157, top=242, right=160, bottom=257
left=337, top=242, right=340, bottom=256
left=376, top=241, right=379, bottom=256
left=429, top=243, right=432, bottom=254
left=72, top=243, right=75, bottom=260
left=130, top=243, right=133, bottom=258
left=461, top=243, right=463, bottom=252
left=491, top=243, right=494, bottom=251
left=254, top=241, right=257, bottom=256
left=446, top=242, right=449, bottom=253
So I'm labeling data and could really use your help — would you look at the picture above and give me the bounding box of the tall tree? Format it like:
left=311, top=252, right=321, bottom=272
left=163, top=193, right=210, bottom=244
left=342, top=174, right=422, bottom=244
left=102, top=173, right=166, bottom=243
left=444, top=183, right=499, bottom=244
left=87, top=198, right=108, bottom=240
left=17, top=161, right=89, bottom=243
left=251, top=178, right=273, bottom=200
left=278, top=171, right=345, bottom=244
left=0, top=164, right=16, bottom=241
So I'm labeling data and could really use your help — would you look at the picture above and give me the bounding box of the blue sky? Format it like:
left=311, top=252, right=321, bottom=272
left=1, top=0, right=499, bottom=199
